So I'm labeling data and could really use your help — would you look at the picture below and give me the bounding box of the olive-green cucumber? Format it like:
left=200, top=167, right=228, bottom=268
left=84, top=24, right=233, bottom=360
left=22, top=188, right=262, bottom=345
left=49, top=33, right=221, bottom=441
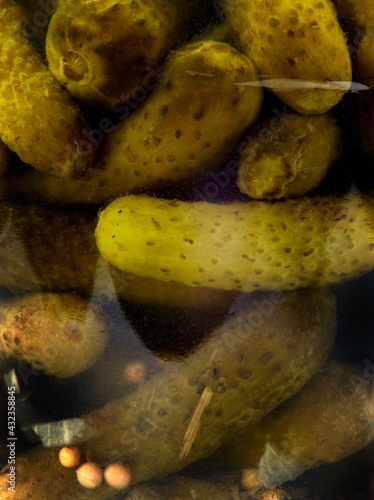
left=215, top=360, right=374, bottom=492
left=77, top=289, right=335, bottom=485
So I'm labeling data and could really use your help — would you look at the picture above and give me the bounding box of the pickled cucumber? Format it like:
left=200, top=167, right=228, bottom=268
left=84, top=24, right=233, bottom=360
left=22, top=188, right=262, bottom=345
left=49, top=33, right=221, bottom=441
left=0, top=202, right=100, bottom=296
left=352, top=37, right=374, bottom=159
left=356, top=34, right=374, bottom=86
left=0, top=0, right=97, bottom=178
left=6, top=40, right=263, bottom=204
left=99, top=40, right=262, bottom=192
left=126, top=476, right=243, bottom=499
left=237, top=114, right=340, bottom=199
left=0, top=202, right=239, bottom=309
left=18, top=0, right=59, bottom=52
left=75, top=289, right=335, bottom=485
left=215, top=361, right=374, bottom=491
left=333, top=0, right=374, bottom=27
left=0, top=293, right=108, bottom=377
left=95, top=191, right=374, bottom=293
left=220, top=0, right=352, bottom=114
left=46, top=0, right=202, bottom=108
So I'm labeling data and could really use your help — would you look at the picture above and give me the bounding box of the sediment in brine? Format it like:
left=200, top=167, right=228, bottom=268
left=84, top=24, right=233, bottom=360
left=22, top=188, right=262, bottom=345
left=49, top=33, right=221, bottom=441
left=0, top=0, right=97, bottom=178
left=215, top=361, right=374, bottom=492
left=237, top=114, right=340, bottom=199
left=46, top=0, right=205, bottom=108
left=333, top=0, right=374, bottom=28
left=0, top=293, right=108, bottom=377
left=95, top=191, right=374, bottom=293
left=220, top=0, right=352, bottom=114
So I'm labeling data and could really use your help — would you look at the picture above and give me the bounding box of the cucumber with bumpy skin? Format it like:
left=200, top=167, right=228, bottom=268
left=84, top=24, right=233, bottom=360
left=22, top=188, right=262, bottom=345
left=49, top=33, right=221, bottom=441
left=220, top=0, right=352, bottom=114
left=216, top=361, right=374, bottom=492
left=237, top=114, right=340, bottom=199
left=0, top=202, right=238, bottom=309
left=0, top=289, right=335, bottom=495
left=46, top=0, right=203, bottom=108
left=0, top=293, right=108, bottom=378
left=98, top=40, right=263, bottom=194
left=0, top=202, right=100, bottom=296
left=7, top=40, right=262, bottom=204
left=95, top=192, right=374, bottom=293
left=0, top=0, right=97, bottom=178
left=333, top=0, right=374, bottom=28
left=77, top=289, right=335, bottom=485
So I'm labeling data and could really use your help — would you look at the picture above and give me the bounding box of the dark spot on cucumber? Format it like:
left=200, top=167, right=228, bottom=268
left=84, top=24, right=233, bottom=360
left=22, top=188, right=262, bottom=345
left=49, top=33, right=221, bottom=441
left=216, top=383, right=226, bottom=394
left=237, top=368, right=252, bottom=380
left=197, top=382, right=206, bottom=394
left=151, top=219, right=161, bottom=229
left=64, top=321, right=83, bottom=343
left=271, top=362, right=282, bottom=373
left=261, top=352, right=273, bottom=364
left=269, top=17, right=280, bottom=27
left=188, top=377, right=199, bottom=385
left=160, top=105, right=168, bottom=117
left=194, top=107, right=205, bottom=120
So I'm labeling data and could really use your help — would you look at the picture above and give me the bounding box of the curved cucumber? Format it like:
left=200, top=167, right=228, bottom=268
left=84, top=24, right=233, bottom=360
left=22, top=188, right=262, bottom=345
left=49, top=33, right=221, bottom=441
left=0, top=0, right=96, bottom=177
left=79, top=289, right=335, bottom=484
left=216, top=361, right=374, bottom=491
